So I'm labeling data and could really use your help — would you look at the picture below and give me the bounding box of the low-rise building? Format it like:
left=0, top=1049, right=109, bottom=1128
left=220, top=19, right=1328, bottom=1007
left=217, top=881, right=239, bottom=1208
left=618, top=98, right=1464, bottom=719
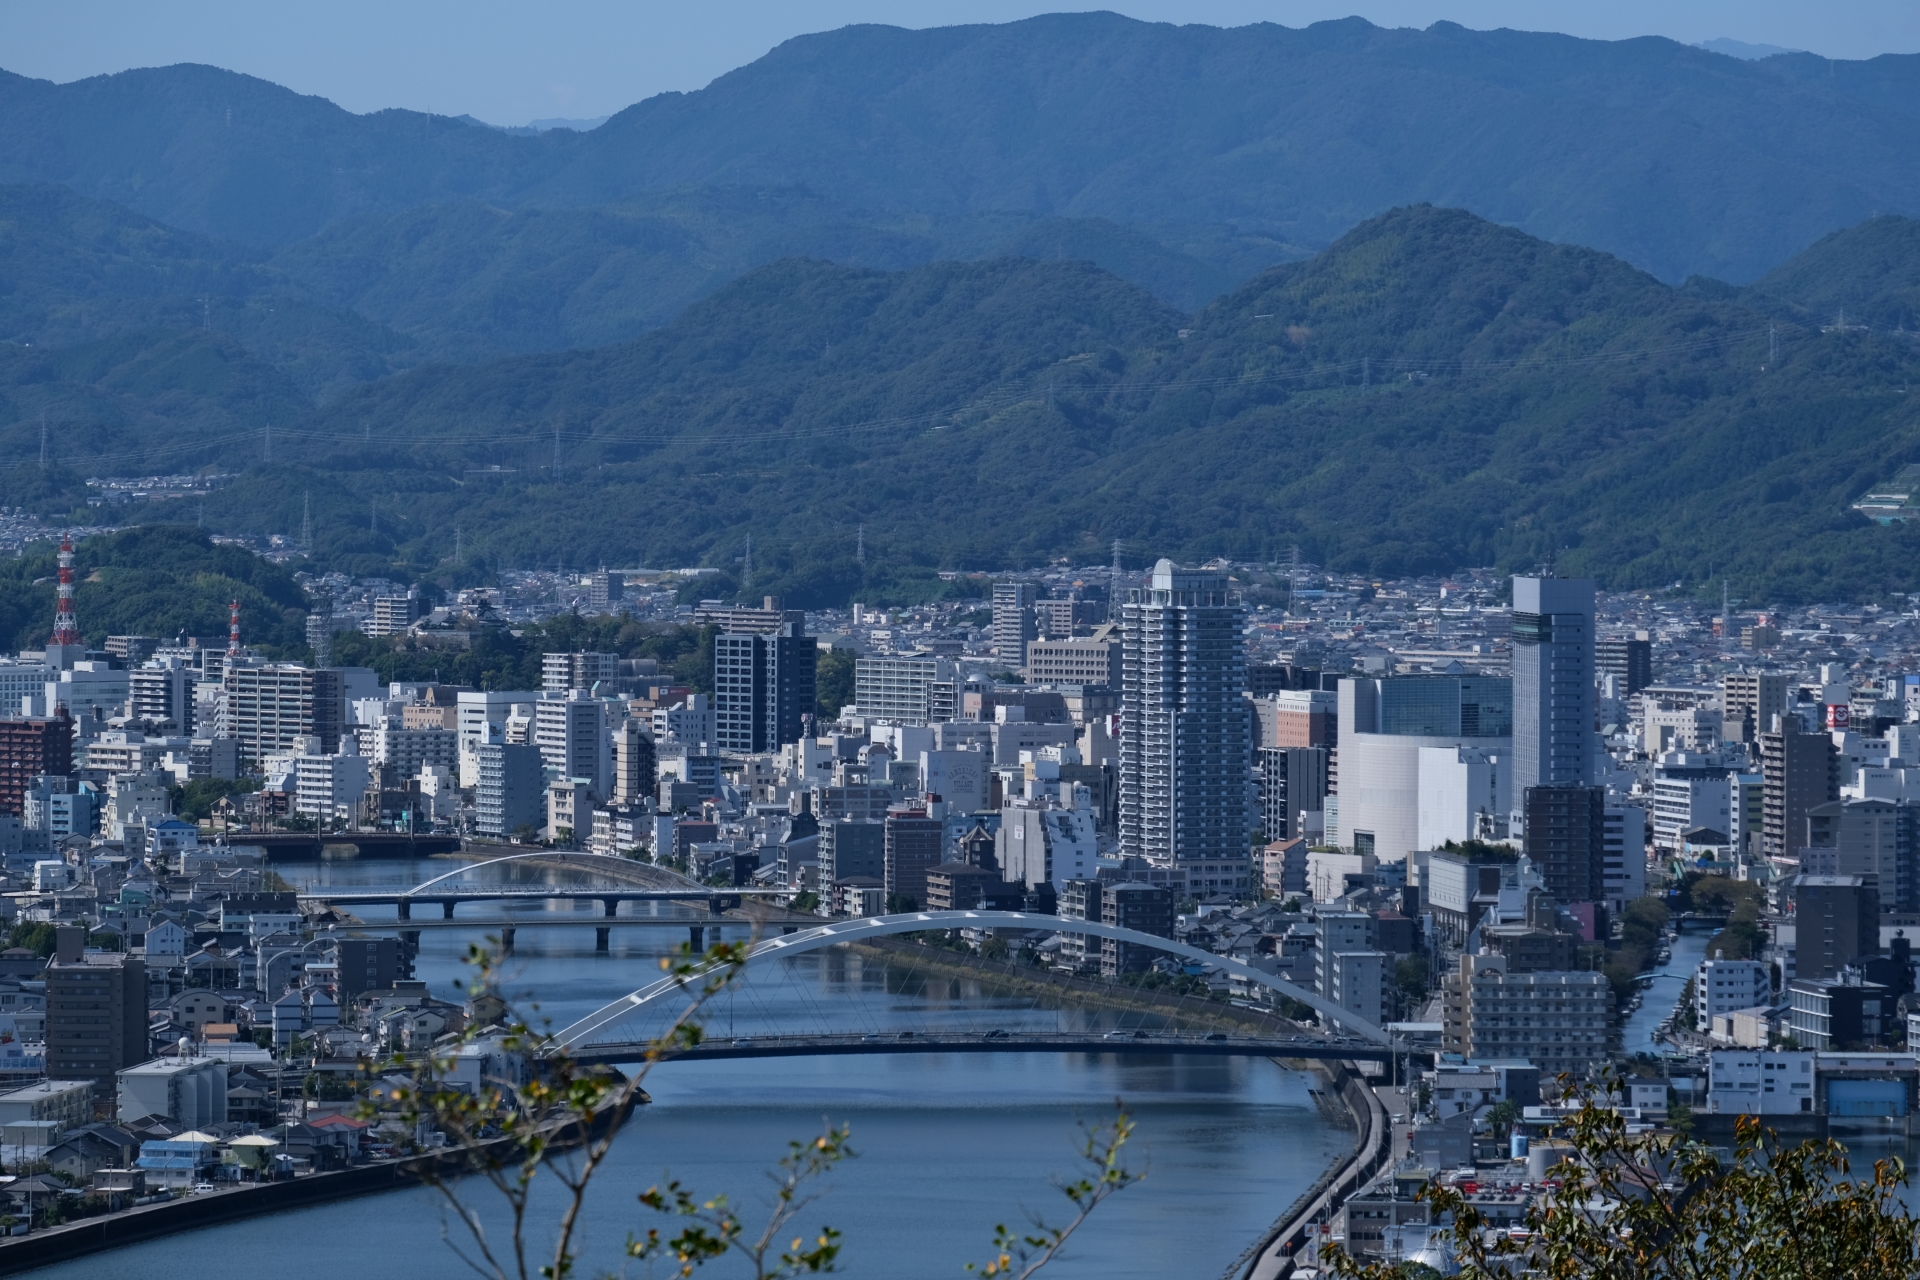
left=1706, top=1049, right=1815, bottom=1115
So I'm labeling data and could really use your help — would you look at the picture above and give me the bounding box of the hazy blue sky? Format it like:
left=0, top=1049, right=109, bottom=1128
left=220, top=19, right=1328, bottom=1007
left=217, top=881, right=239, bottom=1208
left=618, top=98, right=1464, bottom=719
left=10, top=1, right=1918, bottom=125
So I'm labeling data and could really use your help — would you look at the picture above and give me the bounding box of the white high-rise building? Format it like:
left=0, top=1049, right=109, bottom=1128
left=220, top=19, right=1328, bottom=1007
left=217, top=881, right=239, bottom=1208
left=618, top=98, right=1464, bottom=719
left=1511, top=575, right=1596, bottom=803
left=1602, top=803, right=1648, bottom=910
left=534, top=692, right=612, bottom=799
left=1119, top=559, right=1247, bottom=895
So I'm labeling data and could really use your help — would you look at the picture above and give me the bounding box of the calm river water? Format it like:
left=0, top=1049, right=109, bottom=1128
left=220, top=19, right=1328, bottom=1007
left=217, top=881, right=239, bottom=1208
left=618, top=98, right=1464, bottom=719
left=25, top=856, right=1349, bottom=1280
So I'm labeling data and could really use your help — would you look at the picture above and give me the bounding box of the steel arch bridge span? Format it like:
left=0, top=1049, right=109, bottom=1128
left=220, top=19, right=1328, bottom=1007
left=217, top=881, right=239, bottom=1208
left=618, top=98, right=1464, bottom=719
left=547, top=910, right=1389, bottom=1053
left=403, top=851, right=705, bottom=898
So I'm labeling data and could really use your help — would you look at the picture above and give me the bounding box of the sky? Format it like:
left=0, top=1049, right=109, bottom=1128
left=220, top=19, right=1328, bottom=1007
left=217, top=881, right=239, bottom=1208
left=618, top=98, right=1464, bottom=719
left=8, top=1, right=1920, bottom=126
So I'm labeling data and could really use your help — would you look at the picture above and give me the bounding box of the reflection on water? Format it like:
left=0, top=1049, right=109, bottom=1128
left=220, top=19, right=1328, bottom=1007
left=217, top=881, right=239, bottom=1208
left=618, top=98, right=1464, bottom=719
left=16, top=857, right=1351, bottom=1280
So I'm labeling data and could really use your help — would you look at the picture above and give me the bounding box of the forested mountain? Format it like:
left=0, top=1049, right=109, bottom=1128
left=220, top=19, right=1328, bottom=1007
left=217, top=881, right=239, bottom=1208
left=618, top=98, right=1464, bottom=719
left=39, top=206, right=1901, bottom=608
left=7, top=15, right=1920, bottom=283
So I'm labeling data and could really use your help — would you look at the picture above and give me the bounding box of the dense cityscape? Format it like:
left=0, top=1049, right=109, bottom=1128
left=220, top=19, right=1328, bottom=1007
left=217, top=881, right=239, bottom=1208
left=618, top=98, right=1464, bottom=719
left=9, top=3, right=1920, bottom=1276
left=0, top=529, right=1904, bottom=1268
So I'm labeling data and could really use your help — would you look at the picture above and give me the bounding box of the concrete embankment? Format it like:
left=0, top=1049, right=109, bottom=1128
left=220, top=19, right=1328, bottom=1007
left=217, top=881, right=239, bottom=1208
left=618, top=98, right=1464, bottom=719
left=1233, top=1063, right=1388, bottom=1280
left=0, top=1099, right=638, bottom=1275
left=0, top=1151, right=454, bottom=1276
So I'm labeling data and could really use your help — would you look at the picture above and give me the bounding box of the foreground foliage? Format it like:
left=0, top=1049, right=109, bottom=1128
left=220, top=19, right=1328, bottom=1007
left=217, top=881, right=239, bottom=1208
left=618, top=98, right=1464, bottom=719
left=1329, top=1084, right=1919, bottom=1280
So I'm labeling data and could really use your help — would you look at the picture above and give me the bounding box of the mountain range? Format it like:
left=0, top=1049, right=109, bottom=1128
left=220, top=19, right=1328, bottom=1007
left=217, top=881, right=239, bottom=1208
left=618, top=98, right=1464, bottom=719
left=6, top=15, right=1920, bottom=611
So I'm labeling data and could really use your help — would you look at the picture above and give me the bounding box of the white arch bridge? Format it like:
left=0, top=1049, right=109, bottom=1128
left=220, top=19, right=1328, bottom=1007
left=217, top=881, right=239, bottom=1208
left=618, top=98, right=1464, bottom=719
left=546, top=911, right=1404, bottom=1066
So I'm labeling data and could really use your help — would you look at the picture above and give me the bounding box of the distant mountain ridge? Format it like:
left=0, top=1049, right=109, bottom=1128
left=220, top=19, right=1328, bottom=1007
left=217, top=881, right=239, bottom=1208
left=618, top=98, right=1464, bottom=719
left=6, top=14, right=1920, bottom=283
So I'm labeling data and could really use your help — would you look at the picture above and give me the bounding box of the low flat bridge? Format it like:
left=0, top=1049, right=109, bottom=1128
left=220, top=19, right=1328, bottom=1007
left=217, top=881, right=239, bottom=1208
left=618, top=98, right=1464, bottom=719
left=304, top=851, right=780, bottom=950
left=331, top=915, right=755, bottom=951
left=571, top=1029, right=1394, bottom=1065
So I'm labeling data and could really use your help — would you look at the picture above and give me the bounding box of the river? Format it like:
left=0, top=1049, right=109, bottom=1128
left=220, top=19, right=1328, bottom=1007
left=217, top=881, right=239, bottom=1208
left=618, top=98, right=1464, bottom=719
left=24, top=856, right=1350, bottom=1280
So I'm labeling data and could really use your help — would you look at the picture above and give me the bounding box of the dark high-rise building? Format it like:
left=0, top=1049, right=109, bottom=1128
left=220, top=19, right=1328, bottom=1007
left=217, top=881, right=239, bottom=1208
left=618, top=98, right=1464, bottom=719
left=335, top=937, right=414, bottom=999
left=883, top=806, right=945, bottom=909
left=713, top=619, right=816, bottom=753
left=820, top=820, right=886, bottom=884
left=1260, top=746, right=1329, bottom=843
left=1794, top=875, right=1880, bottom=980
left=1101, top=882, right=1175, bottom=977
left=1761, top=727, right=1839, bottom=858
left=1511, top=576, right=1596, bottom=798
left=1596, top=634, right=1653, bottom=695
left=45, top=927, right=146, bottom=1086
left=0, top=712, right=73, bottom=817
left=1522, top=785, right=1607, bottom=906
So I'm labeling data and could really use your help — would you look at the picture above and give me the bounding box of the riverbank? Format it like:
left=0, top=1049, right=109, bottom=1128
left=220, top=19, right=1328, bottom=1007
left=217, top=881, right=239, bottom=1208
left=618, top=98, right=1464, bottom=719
left=0, top=1092, right=640, bottom=1276
left=1237, top=1063, right=1387, bottom=1280
left=848, top=936, right=1309, bottom=1036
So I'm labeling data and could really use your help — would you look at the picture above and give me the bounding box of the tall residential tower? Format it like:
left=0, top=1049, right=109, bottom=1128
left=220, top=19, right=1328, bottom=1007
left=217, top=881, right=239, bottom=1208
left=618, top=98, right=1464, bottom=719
left=1119, top=559, right=1248, bottom=896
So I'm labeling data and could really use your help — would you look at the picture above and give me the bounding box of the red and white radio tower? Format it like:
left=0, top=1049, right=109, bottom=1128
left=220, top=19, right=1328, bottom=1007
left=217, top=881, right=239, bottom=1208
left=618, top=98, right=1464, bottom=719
left=228, top=600, right=241, bottom=657
left=49, top=538, right=79, bottom=647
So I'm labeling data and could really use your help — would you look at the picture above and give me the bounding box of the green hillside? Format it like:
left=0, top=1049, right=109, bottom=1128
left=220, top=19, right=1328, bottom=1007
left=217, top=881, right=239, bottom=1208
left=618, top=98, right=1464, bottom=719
left=266, top=190, right=1265, bottom=356
left=1743, top=215, right=1920, bottom=332
left=137, top=207, right=1920, bottom=608
left=11, top=205, right=1920, bottom=607
left=0, top=525, right=310, bottom=652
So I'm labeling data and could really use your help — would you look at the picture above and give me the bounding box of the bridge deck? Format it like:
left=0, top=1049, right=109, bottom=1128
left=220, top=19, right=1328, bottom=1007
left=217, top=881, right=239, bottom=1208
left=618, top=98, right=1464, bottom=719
left=299, top=889, right=775, bottom=904
left=569, top=1031, right=1393, bottom=1064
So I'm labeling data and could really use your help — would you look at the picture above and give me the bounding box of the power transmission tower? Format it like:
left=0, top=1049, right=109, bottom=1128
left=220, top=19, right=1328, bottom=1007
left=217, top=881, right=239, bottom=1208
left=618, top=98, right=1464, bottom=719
left=370, top=497, right=377, bottom=535
left=1768, top=324, right=1778, bottom=367
left=856, top=523, right=866, bottom=567
left=742, top=536, right=753, bottom=592
left=454, top=526, right=462, bottom=562
left=301, top=492, right=312, bottom=550
left=553, top=422, right=562, bottom=475
left=1362, top=356, right=1370, bottom=392
left=38, top=415, right=46, bottom=469
left=263, top=424, right=271, bottom=463
left=1109, top=538, right=1124, bottom=622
